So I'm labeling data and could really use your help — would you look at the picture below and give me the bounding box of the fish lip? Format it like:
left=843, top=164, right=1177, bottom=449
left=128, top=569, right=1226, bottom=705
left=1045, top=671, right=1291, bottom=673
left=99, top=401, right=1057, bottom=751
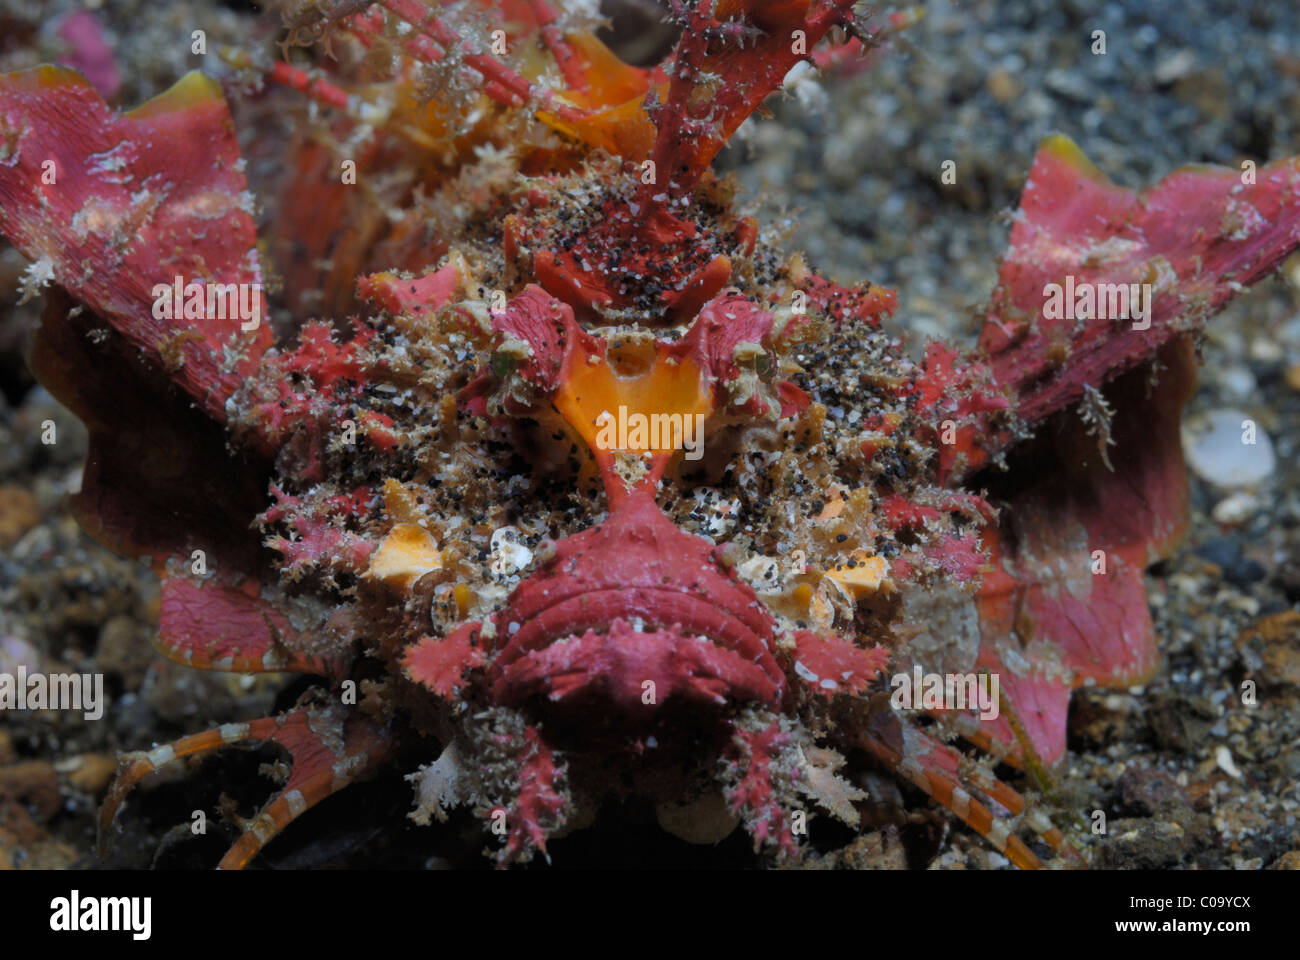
left=489, top=584, right=785, bottom=694
left=496, top=585, right=774, bottom=661
left=490, top=615, right=784, bottom=711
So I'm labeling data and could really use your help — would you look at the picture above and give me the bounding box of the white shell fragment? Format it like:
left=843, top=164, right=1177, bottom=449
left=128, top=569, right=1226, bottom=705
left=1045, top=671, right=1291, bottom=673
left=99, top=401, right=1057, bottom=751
left=489, top=525, right=533, bottom=578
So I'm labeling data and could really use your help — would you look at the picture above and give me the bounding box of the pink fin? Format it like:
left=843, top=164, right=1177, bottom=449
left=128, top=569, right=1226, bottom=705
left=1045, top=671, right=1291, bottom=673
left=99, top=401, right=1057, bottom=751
left=404, top=626, right=489, bottom=699
left=159, top=576, right=351, bottom=680
left=0, top=67, right=271, bottom=421
left=974, top=339, right=1196, bottom=766
left=929, top=136, right=1300, bottom=480
left=788, top=631, right=888, bottom=698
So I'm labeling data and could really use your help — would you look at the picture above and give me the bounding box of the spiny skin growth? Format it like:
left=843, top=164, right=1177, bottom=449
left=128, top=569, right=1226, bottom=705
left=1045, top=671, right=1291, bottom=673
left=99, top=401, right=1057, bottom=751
left=1, top=0, right=1299, bottom=868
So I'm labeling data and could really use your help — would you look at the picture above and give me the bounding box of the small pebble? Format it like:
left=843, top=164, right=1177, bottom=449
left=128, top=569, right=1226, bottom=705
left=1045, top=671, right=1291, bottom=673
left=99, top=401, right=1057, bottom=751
left=1195, top=537, right=1266, bottom=587
left=1211, top=491, right=1258, bottom=525
left=1249, top=337, right=1282, bottom=364
left=1182, top=409, right=1275, bottom=487
left=985, top=68, right=1019, bottom=103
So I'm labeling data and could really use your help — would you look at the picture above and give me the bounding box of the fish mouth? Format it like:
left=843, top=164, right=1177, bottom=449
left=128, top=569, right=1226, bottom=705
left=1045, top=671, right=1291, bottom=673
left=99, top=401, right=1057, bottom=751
left=491, top=612, right=784, bottom=711
left=484, top=493, right=788, bottom=711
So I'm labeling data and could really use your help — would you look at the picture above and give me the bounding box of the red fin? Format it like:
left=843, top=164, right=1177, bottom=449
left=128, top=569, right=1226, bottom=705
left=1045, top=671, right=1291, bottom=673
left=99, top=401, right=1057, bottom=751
left=974, top=339, right=1196, bottom=766
left=788, top=631, right=888, bottom=698
left=404, top=625, right=488, bottom=699
left=925, top=136, right=1300, bottom=480
left=357, top=261, right=466, bottom=319
left=0, top=67, right=271, bottom=421
left=158, top=576, right=351, bottom=680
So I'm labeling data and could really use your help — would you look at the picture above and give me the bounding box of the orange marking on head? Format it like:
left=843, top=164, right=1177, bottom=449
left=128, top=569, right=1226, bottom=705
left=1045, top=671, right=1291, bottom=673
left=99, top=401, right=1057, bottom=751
left=553, top=339, right=714, bottom=504
left=555, top=342, right=713, bottom=456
